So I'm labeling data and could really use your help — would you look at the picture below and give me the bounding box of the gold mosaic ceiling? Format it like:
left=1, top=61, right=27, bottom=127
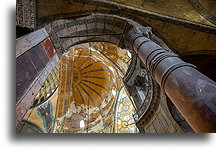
left=54, top=46, right=119, bottom=132
left=60, top=48, right=114, bottom=108
left=20, top=42, right=136, bottom=133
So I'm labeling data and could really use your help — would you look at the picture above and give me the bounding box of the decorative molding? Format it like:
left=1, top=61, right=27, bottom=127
left=16, top=0, right=36, bottom=29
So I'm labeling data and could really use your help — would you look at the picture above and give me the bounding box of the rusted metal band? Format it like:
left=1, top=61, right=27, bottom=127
left=160, top=62, right=197, bottom=92
left=151, top=52, right=179, bottom=77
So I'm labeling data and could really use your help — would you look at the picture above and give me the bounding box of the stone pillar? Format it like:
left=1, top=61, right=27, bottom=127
left=128, top=27, right=216, bottom=133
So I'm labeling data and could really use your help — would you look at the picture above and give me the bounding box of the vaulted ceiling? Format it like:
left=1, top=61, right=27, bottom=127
left=17, top=0, right=216, bottom=56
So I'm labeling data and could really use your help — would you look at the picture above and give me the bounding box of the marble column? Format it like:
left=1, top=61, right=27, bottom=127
left=128, top=27, right=216, bottom=133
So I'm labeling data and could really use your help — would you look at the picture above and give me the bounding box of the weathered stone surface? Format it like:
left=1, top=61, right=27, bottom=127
left=16, top=80, right=41, bottom=126
left=41, top=37, right=55, bottom=59
left=16, top=105, right=27, bottom=126
left=16, top=29, right=54, bottom=105
left=38, top=54, right=59, bottom=85
left=16, top=52, right=38, bottom=103
left=16, top=0, right=36, bottom=29
left=157, top=111, right=169, bottom=132
left=27, top=44, right=50, bottom=73
left=16, top=28, right=48, bottom=57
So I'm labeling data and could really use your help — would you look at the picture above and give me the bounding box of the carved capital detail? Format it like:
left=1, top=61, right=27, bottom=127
left=127, top=21, right=152, bottom=40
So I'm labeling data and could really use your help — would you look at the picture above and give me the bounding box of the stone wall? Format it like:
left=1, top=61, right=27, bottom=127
left=138, top=92, right=183, bottom=133
left=16, top=28, right=59, bottom=126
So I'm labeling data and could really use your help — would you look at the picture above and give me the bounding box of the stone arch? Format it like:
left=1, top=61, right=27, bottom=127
left=38, top=14, right=183, bottom=133
left=39, top=14, right=173, bottom=59
left=39, top=15, right=135, bottom=56
left=17, top=0, right=216, bottom=55
left=17, top=1, right=203, bottom=133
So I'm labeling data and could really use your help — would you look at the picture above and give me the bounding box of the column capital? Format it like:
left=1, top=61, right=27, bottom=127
left=127, top=25, right=152, bottom=44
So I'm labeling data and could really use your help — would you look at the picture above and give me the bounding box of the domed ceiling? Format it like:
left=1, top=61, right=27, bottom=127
left=19, top=42, right=138, bottom=133
left=54, top=45, right=121, bottom=133
left=58, top=47, right=114, bottom=108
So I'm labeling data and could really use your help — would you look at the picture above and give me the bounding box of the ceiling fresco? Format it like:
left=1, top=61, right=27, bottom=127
left=19, top=42, right=138, bottom=133
left=22, top=88, right=58, bottom=133
left=54, top=46, right=120, bottom=133
left=90, top=42, right=132, bottom=75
